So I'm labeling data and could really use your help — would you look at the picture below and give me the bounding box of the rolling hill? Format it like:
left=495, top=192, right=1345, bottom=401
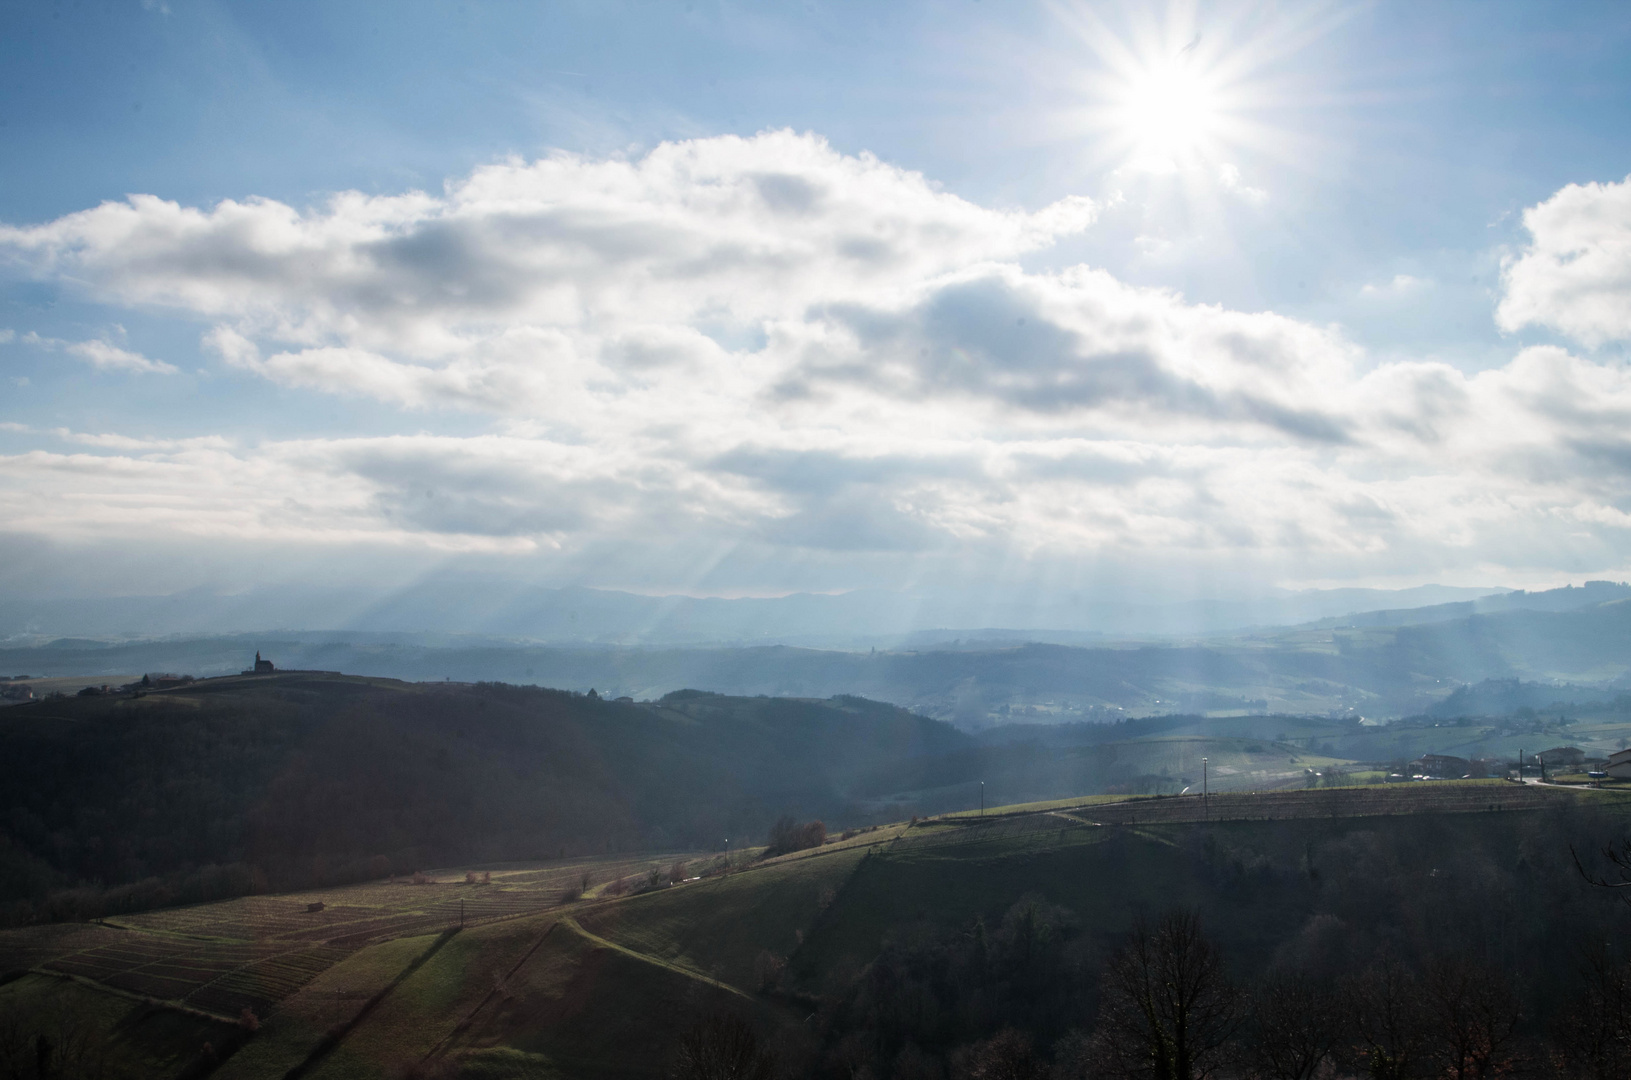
left=3, top=782, right=1629, bottom=1078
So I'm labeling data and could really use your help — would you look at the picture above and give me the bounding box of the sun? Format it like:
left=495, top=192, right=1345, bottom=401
left=1115, top=58, right=1222, bottom=167
left=1053, top=3, right=1312, bottom=180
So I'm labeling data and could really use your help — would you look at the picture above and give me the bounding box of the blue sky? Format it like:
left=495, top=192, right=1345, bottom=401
left=4, top=1, right=1631, bottom=618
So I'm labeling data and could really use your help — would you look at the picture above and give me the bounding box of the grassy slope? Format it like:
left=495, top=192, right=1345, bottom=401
left=214, top=934, right=434, bottom=1080
left=577, top=845, right=872, bottom=991
left=0, top=972, right=240, bottom=1079
left=443, top=918, right=780, bottom=1080
left=310, top=911, right=791, bottom=1080
left=302, top=918, right=562, bottom=1080
left=303, top=839, right=892, bottom=1078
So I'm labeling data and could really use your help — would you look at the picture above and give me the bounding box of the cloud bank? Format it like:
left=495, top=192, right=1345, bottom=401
left=4, top=133, right=1631, bottom=595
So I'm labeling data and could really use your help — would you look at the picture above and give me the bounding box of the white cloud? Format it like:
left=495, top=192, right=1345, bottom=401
left=3, top=140, right=1631, bottom=591
left=1217, top=163, right=1267, bottom=204
left=1360, top=274, right=1427, bottom=297
left=18, top=331, right=178, bottom=374
left=1498, top=173, right=1631, bottom=346
left=0, top=131, right=1096, bottom=359
left=66, top=339, right=179, bottom=375
left=47, top=428, right=233, bottom=452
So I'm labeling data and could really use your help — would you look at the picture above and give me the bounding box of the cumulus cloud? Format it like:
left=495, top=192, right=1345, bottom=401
left=4, top=137, right=1631, bottom=588
left=792, top=265, right=1357, bottom=442
left=1498, top=174, right=1631, bottom=346
left=0, top=131, right=1095, bottom=355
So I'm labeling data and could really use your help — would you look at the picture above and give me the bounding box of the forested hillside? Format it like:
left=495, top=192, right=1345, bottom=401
left=0, top=674, right=964, bottom=925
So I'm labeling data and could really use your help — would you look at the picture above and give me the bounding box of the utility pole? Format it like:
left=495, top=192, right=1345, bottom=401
left=1202, top=758, right=1209, bottom=821
left=980, top=781, right=985, bottom=817
left=1518, top=749, right=1524, bottom=781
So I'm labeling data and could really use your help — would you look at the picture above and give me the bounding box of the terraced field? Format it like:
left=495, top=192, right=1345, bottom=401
left=945, top=778, right=1605, bottom=827
left=0, top=852, right=696, bottom=1024
left=1080, top=779, right=1602, bottom=822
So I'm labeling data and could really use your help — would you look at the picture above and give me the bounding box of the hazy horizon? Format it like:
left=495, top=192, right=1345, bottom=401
left=0, top=578, right=1518, bottom=645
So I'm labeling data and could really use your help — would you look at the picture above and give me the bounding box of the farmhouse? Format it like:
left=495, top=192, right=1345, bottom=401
left=1408, top=753, right=1471, bottom=778
left=1606, top=748, right=1631, bottom=779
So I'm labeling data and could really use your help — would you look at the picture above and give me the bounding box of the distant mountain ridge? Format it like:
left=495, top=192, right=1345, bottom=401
left=1306, top=579, right=1631, bottom=630
left=7, top=582, right=1631, bottom=724
left=0, top=580, right=1512, bottom=644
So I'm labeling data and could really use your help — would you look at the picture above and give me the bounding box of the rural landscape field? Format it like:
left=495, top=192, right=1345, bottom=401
left=6, top=669, right=1631, bottom=1077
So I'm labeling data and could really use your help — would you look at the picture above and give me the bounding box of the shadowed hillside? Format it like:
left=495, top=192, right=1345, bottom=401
left=0, top=674, right=966, bottom=925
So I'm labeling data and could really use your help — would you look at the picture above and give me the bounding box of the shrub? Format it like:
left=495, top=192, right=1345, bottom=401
left=672, top=1014, right=776, bottom=1080
left=754, top=950, right=787, bottom=992
left=765, top=816, right=826, bottom=857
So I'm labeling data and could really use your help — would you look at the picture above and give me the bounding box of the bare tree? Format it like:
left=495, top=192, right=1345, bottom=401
left=1343, top=961, right=1428, bottom=1080
left=1089, top=910, right=1240, bottom=1080
left=672, top=1013, right=777, bottom=1080
left=1237, top=972, right=1344, bottom=1080
left=1421, top=956, right=1522, bottom=1080
left=1572, top=839, right=1631, bottom=902
left=950, top=1028, right=1046, bottom=1080
left=1554, top=948, right=1631, bottom=1080
left=0, top=1004, right=110, bottom=1080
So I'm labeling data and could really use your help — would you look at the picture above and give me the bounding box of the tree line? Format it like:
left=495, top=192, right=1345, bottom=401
left=682, top=907, right=1631, bottom=1080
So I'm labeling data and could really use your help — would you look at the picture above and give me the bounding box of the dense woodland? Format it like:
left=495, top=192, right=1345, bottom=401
left=774, top=808, right=1631, bottom=1079
left=0, top=676, right=964, bottom=925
